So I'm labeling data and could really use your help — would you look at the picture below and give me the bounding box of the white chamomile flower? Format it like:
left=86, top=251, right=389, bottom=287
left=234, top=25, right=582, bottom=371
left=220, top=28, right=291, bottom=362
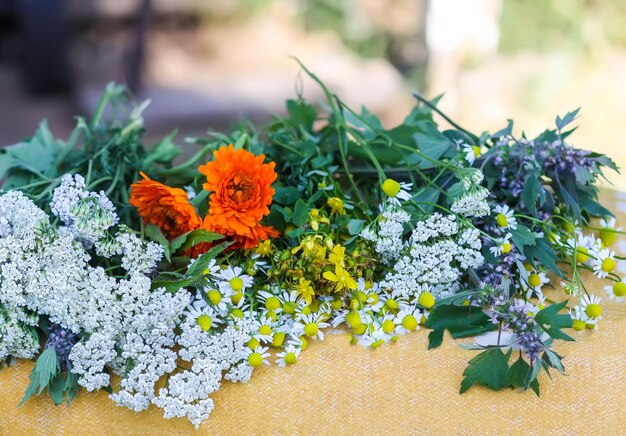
left=278, top=289, right=303, bottom=316
left=202, top=287, right=230, bottom=314
left=377, top=293, right=406, bottom=315
left=394, top=307, right=422, bottom=334
left=592, top=248, right=616, bottom=279
left=358, top=323, right=393, bottom=349
left=580, top=294, right=603, bottom=320
left=292, top=313, right=329, bottom=341
left=251, top=314, right=277, bottom=343
left=216, top=266, right=253, bottom=295
left=489, top=233, right=512, bottom=256
left=257, top=289, right=283, bottom=313
left=381, top=178, right=412, bottom=205
left=276, top=344, right=302, bottom=367
left=493, top=205, right=518, bottom=230
left=461, top=142, right=482, bottom=164
left=226, top=303, right=252, bottom=327
left=604, top=277, right=626, bottom=302
left=246, top=346, right=271, bottom=368
left=524, top=271, right=549, bottom=297
left=183, top=297, right=222, bottom=332
left=599, top=217, right=621, bottom=246
left=190, top=257, right=220, bottom=277
left=569, top=306, right=595, bottom=331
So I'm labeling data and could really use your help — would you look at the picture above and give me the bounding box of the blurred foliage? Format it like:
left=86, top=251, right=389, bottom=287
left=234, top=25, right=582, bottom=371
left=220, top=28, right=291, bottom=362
left=500, top=0, right=626, bottom=53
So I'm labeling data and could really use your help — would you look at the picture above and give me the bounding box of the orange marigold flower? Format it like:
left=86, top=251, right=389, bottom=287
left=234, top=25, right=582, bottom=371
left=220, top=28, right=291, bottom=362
left=199, top=144, right=278, bottom=248
left=130, top=171, right=203, bottom=239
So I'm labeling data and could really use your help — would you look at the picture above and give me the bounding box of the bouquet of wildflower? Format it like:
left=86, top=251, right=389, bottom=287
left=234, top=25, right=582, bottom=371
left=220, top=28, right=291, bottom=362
left=0, top=65, right=623, bottom=427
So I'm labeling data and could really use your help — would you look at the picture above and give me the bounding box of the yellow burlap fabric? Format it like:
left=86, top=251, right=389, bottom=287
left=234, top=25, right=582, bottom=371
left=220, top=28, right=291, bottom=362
left=1, top=191, right=624, bottom=435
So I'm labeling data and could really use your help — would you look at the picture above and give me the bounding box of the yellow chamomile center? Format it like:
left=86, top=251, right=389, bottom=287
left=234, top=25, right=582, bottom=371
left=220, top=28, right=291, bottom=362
left=599, top=228, right=617, bottom=246
left=501, top=242, right=511, bottom=254
left=330, top=299, right=343, bottom=310
left=304, top=322, right=319, bottom=337
left=371, top=339, right=384, bottom=349
left=230, top=308, right=244, bottom=319
left=471, top=145, right=481, bottom=157
left=572, top=319, right=586, bottom=331
left=196, top=315, right=212, bottom=331
left=207, top=290, right=222, bottom=305
left=284, top=352, right=297, bottom=365
left=382, top=319, right=396, bottom=334
left=272, top=332, right=286, bottom=347
left=385, top=299, right=399, bottom=310
left=353, top=323, right=367, bottom=335
left=229, top=277, right=244, bottom=292
left=528, top=274, right=541, bottom=288
left=402, top=315, right=418, bottom=331
left=418, top=291, right=435, bottom=309
left=575, top=247, right=589, bottom=264
left=346, top=311, right=361, bottom=328
left=613, top=282, right=626, bottom=297
left=258, top=325, right=272, bottom=336
left=382, top=179, right=401, bottom=198
left=496, top=213, right=508, bottom=228
left=247, top=338, right=260, bottom=349
left=283, top=301, right=297, bottom=315
left=585, top=304, right=602, bottom=319
left=248, top=352, right=263, bottom=367
left=265, top=296, right=281, bottom=311
left=231, top=291, right=243, bottom=305
left=601, top=258, right=616, bottom=273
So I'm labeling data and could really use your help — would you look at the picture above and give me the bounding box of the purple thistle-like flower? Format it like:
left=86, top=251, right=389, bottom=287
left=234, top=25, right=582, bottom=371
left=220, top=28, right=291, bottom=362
left=516, top=331, right=545, bottom=362
left=46, top=324, right=79, bottom=368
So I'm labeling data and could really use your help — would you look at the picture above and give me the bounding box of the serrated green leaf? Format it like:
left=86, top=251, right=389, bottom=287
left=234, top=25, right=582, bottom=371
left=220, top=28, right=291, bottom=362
left=425, top=304, right=496, bottom=349
left=534, top=300, right=574, bottom=341
left=177, top=229, right=224, bottom=253
left=19, top=347, right=59, bottom=406
left=273, top=187, right=302, bottom=205
left=542, top=348, right=566, bottom=375
left=187, top=242, right=233, bottom=277
left=460, top=348, right=511, bottom=393
left=511, top=225, right=536, bottom=248
left=504, top=355, right=540, bottom=396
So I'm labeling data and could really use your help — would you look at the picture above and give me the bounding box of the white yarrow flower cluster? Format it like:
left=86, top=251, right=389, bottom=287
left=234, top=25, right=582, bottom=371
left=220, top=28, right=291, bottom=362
left=381, top=213, right=483, bottom=299
left=360, top=206, right=410, bottom=264
left=451, top=186, right=490, bottom=218
left=50, top=174, right=118, bottom=245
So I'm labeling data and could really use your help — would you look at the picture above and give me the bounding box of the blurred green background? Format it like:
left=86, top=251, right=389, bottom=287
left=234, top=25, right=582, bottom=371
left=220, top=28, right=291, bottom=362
left=0, top=0, right=625, bottom=187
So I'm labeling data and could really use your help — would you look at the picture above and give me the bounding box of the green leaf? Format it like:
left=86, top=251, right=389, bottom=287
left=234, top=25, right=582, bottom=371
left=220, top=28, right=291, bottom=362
left=460, top=348, right=511, bottom=393
left=534, top=300, right=574, bottom=341
left=273, top=187, right=302, bottom=205
left=524, top=238, right=562, bottom=277
left=555, top=108, right=580, bottom=132
left=142, top=130, right=182, bottom=166
left=504, top=355, right=540, bottom=396
left=347, top=219, right=365, bottom=236
left=287, top=99, right=317, bottom=133
left=19, top=347, right=60, bottom=406
left=521, top=175, right=543, bottom=216
left=177, top=229, right=224, bottom=253
left=510, top=225, right=536, bottom=248
left=542, top=348, right=566, bottom=374
left=187, top=242, right=233, bottom=277
left=151, top=277, right=198, bottom=293
left=292, top=199, right=309, bottom=227
left=425, top=304, right=496, bottom=349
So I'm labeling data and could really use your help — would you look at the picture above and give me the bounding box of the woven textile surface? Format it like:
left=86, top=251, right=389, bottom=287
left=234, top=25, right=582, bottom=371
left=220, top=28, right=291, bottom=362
left=1, top=190, right=624, bottom=435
